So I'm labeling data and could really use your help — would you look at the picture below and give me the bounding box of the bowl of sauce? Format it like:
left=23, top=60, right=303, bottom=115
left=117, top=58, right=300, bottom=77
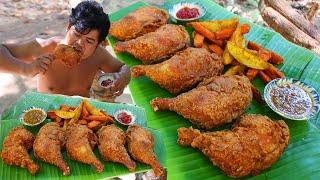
left=169, top=2, right=206, bottom=22
left=114, top=109, right=135, bottom=125
left=20, top=107, right=47, bottom=126
left=98, top=74, right=115, bottom=88
left=264, top=78, right=320, bottom=120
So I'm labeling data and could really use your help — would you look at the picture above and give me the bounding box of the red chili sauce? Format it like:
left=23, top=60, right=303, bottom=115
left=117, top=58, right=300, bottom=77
left=117, top=112, right=132, bottom=124
left=176, top=7, right=200, bottom=19
left=270, top=84, right=312, bottom=116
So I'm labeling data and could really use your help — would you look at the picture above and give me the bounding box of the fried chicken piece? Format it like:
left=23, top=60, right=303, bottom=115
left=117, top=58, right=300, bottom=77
left=151, top=75, right=252, bottom=129
left=109, top=6, right=169, bottom=41
left=177, top=114, right=290, bottom=178
left=1, top=127, right=40, bottom=175
left=97, top=125, right=136, bottom=171
left=114, top=24, right=190, bottom=64
left=33, top=122, right=70, bottom=175
left=126, top=125, right=164, bottom=177
left=131, top=47, right=224, bottom=94
left=54, top=44, right=82, bottom=68
left=65, top=124, right=103, bottom=173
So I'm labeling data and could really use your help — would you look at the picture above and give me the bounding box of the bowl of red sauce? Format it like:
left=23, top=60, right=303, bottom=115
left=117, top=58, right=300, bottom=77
left=169, top=2, right=206, bottom=22
left=114, top=109, right=136, bottom=125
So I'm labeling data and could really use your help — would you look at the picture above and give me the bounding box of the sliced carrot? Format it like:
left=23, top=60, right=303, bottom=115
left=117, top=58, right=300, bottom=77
left=214, top=27, right=236, bottom=40
left=193, top=32, right=205, bottom=48
left=87, top=121, right=101, bottom=129
left=208, top=44, right=224, bottom=57
left=258, top=71, right=272, bottom=84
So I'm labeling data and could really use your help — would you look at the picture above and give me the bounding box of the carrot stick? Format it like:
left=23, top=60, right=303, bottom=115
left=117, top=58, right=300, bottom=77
left=214, top=27, right=236, bottom=40
left=193, top=32, right=205, bottom=48
left=265, top=65, right=285, bottom=78
left=188, top=22, right=216, bottom=41
left=247, top=41, right=283, bottom=64
left=78, top=119, right=88, bottom=125
left=263, top=69, right=278, bottom=80
left=258, top=71, right=272, bottom=84
left=251, top=85, right=264, bottom=104
left=81, top=105, right=89, bottom=118
left=84, top=115, right=114, bottom=122
left=87, top=121, right=101, bottom=129
left=241, top=24, right=251, bottom=34
left=208, top=44, right=224, bottom=57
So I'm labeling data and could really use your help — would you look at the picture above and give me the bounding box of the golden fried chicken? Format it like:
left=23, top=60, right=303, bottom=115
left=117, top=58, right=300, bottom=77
left=54, top=44, right=82, bottom=68
left=1, top=127, right=40, bottom=175
left=33, top=122, right=70, bottom=175
left=114, top=24, right=190, bottom=64
left=126, top=125, right=164, bottom=177
left=97, top=125, right=136, bottom=171
left=66, top=124, right=103, bottom=173
left=131, top=47, right=224, bottom=94
left=177, top=114, right=290, bottom=178
left=109, top=6, right=169, bottom=41
left=151, top=75, right=252, bottom=129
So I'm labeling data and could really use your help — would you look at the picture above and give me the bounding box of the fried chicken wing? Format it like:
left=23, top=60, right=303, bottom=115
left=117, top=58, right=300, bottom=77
left=33, top=122, right=70, bottom=175
left=126, top=125, right=164, bottom=177
left=66, top=124, right=103, bottom=173
left=1, top=127, right=40, bottom=175
left=177, top=114, right=290, bottom=178
left=109, top=6, right=169, bottom=41
left=131, top=47, right=224, bottom=94
left=151, top=75, right=252, bottom=129
left=54, top=44, right=82, bottom=68
left=97, top=125, right=136, bottom=171
left=114, top=24, right=190, bottom=64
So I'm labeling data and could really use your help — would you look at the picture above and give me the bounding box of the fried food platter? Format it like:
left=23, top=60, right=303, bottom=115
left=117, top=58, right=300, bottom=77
left=0, top=91, right=165, bottom=179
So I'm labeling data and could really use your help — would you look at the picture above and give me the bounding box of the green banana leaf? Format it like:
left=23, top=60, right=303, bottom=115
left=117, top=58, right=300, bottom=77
left=0, top=91, right=166, bottom=179
left=108, top=0, right=320, bottom=179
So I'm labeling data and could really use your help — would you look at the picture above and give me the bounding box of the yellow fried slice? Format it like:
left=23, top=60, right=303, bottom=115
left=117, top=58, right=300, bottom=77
left=199, top=18, right=239, bottom=32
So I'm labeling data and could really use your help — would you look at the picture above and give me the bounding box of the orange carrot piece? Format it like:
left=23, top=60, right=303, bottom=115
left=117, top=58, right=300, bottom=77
left=251, top=85, right=264, bottom=104
left=84, top=115, right=114, bottom=122
left=78, top=119, right=88, bottom=125
left=208, top=44, right=224, bottom=56
left=194, top=32, right=205, bottom=48
left=47, top=111, right=58, bottom=120
left=247, top=41, right=283, bottom=64
left=188, top=22, right=216, bottom=41
left=87, top=121, right=101, bottom=129
left=81, top=105, right=89, bottom=118
left=240, top=24, right=250, bottom=34
left=265, top=65, right=285, bottom=78
left=214, top=27, right=236, bottom=40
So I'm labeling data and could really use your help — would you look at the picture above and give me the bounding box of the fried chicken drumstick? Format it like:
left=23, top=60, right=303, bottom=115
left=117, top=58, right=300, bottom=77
left=1, top=127, right=40, bottom=175
left=177, top=114, right=290, bottom=178
left=126, top=125, right=164, bottom=177
left=109, top=6, right=169, bottom=41
left=97, top=125, right=136, bottom=171
left=33, top=122, right=70, bottom=175
left=66, top=125, right=103, bottom=173
left=131, top=47, right=224, bottom=94
left=151, top=75, right=252, bottom=129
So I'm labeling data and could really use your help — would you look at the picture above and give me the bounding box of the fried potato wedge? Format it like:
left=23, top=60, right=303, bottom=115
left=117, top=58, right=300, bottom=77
left=227, top=41, right=269, bottom=70
left=54, top=110, right=75, bottom=119
left=199, top=18, right=239, bottom=32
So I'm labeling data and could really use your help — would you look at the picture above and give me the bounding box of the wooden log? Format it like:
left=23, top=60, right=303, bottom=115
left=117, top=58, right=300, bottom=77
left=307, top=2, right=319, bottom=21
left=260, top=6, right=320, bottom=55
left=264, top=0, right=320, bottom=41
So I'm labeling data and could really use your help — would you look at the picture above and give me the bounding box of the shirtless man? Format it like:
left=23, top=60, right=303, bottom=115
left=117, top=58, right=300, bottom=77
left=0, top=1, right=130, bottom=100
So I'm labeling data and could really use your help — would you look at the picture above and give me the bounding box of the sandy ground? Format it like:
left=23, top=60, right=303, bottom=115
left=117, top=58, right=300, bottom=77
left=0, top=0, right=318, bottom=114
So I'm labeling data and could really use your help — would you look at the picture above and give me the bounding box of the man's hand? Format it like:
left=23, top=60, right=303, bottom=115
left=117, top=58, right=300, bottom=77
left=23, top=54, right=54, bottom=77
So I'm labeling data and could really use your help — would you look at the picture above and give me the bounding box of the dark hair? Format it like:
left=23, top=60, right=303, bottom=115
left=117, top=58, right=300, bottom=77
left=69, top=1, right=110, bottom=43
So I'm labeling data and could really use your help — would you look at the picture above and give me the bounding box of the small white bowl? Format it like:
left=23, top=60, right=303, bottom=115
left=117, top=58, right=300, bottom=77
left=20, top=107, right=47, bottom=126
left=264, top=78, right=320, bottom=120
left=169, top=2, right=206, bottom=22
left=98, top=74, right=115, bottom=88
left=114, top=109, right=136, bottom=126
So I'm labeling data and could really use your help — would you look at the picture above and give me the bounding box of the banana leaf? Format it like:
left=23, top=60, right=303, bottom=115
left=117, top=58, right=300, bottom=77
left=0, top=91, right=165, bottom=179
left=108, top=0, right=320, bottom=179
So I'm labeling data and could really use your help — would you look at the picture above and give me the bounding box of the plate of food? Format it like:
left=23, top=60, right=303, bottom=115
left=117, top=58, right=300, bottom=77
left=264, top=78, right=320, bottom=120
left=168, top=2, right=206, bottom=22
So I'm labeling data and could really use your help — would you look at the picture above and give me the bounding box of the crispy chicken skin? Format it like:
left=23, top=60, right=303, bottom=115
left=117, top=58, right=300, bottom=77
left=1, top=127, right=40, bottom=175
left=97, top=125, right=136, bottom=171
left=33, top=122, right=70, bottom=175
left=131, top=48, right=224, bottom=94
left=54, top=44, right=81, bottom=68
left=109, top=6, right=169, bottom=41
left=177, top=114, right=290, bottom=178
left=66, top=125, right=103, bottom=173
left=126, top=125, right=164, bottom=177
left=114, top=24, right=190, bottom=64
left=151, top=75, right=252, bottom=129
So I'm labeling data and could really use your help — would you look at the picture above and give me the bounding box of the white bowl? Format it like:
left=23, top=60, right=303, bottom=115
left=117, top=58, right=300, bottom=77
left=20, top=107, right=47, bottom=126
left=114, top=109, right=136, bottom=125
left=168, top=2, right=206, bottom=22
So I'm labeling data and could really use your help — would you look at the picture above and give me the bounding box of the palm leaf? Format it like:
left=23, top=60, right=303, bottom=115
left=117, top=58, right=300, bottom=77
left=108, top=0, right=320, bottom=179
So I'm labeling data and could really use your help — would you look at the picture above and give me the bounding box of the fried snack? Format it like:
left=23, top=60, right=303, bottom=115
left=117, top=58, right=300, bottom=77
left=33, top=123, right=70, bottom=176
left=187, top=22, right=223, bottom=46
left=97, top=125, right=136, bottom=171
left=246, top=48, right=271, bottom=80
left=177, top=114, right=290, bottom=178
left=227, top=41, right=269, bottom=70
left=208, top=44, right=224, bottom=57
left=247, top=41, right=284, bottom=64
left=199, top=18, right=239, bottom=32
left=131, top=47, right=223, bottom=94
left=258, top=71, right=272, bottom=84
left=224, top=65, right=246, bottom=75
left=151, top=75, right=252, bottom=129
left=127, top=125, right=164, bottom=177
left=109, top=6, right=169, bottom=41
left=1, top=127, right=40, bottom=175
left=193, top=32, right=205, bottom=48
left=66, top=124, right=103, bottom=173
left=114, top=24, right=190, bottom=64
left=54, top=44, right=81, bottom=67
